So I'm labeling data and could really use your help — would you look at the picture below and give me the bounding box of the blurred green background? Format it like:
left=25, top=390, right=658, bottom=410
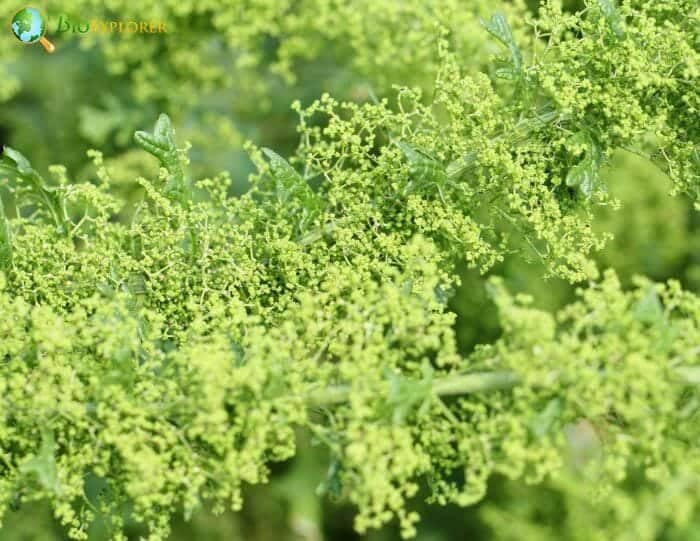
left=1, top=0, right=698, bottom=539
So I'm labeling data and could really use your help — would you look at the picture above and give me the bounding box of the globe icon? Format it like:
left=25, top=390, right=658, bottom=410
left=11, top=7, right=55, bottom=53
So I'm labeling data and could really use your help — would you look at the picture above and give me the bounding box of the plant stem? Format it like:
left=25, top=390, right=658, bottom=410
left=307, top=370, right=520, bottom=408
left=432, top=371, right=522, bottom=396
left=0, top=191, right=11, bottom=270
left=307, top=366, right=699, bottom=409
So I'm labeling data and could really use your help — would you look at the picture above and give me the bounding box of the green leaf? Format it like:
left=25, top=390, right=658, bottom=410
left=1, top=147, right=68, bottom=233
left=597, top=0, right=616, bottom=19
left=2, top=146, right=47, bottom=190
left=261, top=148, right=320, bottom=235
left=632, top=287, right=678, bottom=353
left=565, top=135, right=602, bottom=199
left=2, top=146, right=34, bottom=175
left=529, top=398, right=562, bottom=439
left=633, top=286, right=664, bottom=325
left=446, top=150, right=477, bottom=179
left=135, top=114, right=188, bottom=203
left=135, top=115, right=174, bottom=155
left=395, top=141, right=448, bottom=189
left=134, top=114, right=176, bottom=158
left=262, top=147, right=306, bottom=205
left=2, top=147, right=51, bottom=194
left=20, top=429, right=62, bottom=495
left=481, top=13, right=515, bottom=50
left=317, top=455, right=343, bottom=499
left=153, top=113, right=175, bottom=148
left=597, top=0, right=626, bottom=38
left=480, top=13, right=522, bottom=72
left=565, top=159, right=598, bottom=198
left=495, top=67, right=519, bottom=80
left=3, top=146, right=34, bottom=174
left=395, top=141, right=423, bottom=164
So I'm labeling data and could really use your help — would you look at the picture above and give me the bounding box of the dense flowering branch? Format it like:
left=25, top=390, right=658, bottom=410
left=0, top=0, right=698, bottom=539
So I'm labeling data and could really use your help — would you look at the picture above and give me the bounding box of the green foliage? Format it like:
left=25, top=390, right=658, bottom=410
left=480, top=12, right=523, bottom=80
left=134, top=114, right=189, bottom=204
left=0, top=146, right=70, bottom=234
left=0, top=190, right=11, bottom=271
left=0, top=0, right=698, bottom=539
left=19, top=429, right=62, bottom=496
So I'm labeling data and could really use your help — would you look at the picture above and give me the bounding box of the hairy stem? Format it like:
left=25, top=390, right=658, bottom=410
left=307, top=370, right=520, bottom=408
left=307, top=366, right=699, bottom=408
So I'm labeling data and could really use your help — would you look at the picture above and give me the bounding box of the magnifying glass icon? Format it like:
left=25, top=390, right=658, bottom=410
left=11, top=7, right=55, bottom=53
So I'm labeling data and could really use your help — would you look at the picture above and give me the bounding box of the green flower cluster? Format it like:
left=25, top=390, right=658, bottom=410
left=0, top=0, right=529, bottom=98
left=0, top=0, right=698, bottom=539
left=0, top=0, right=530, bottom=181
